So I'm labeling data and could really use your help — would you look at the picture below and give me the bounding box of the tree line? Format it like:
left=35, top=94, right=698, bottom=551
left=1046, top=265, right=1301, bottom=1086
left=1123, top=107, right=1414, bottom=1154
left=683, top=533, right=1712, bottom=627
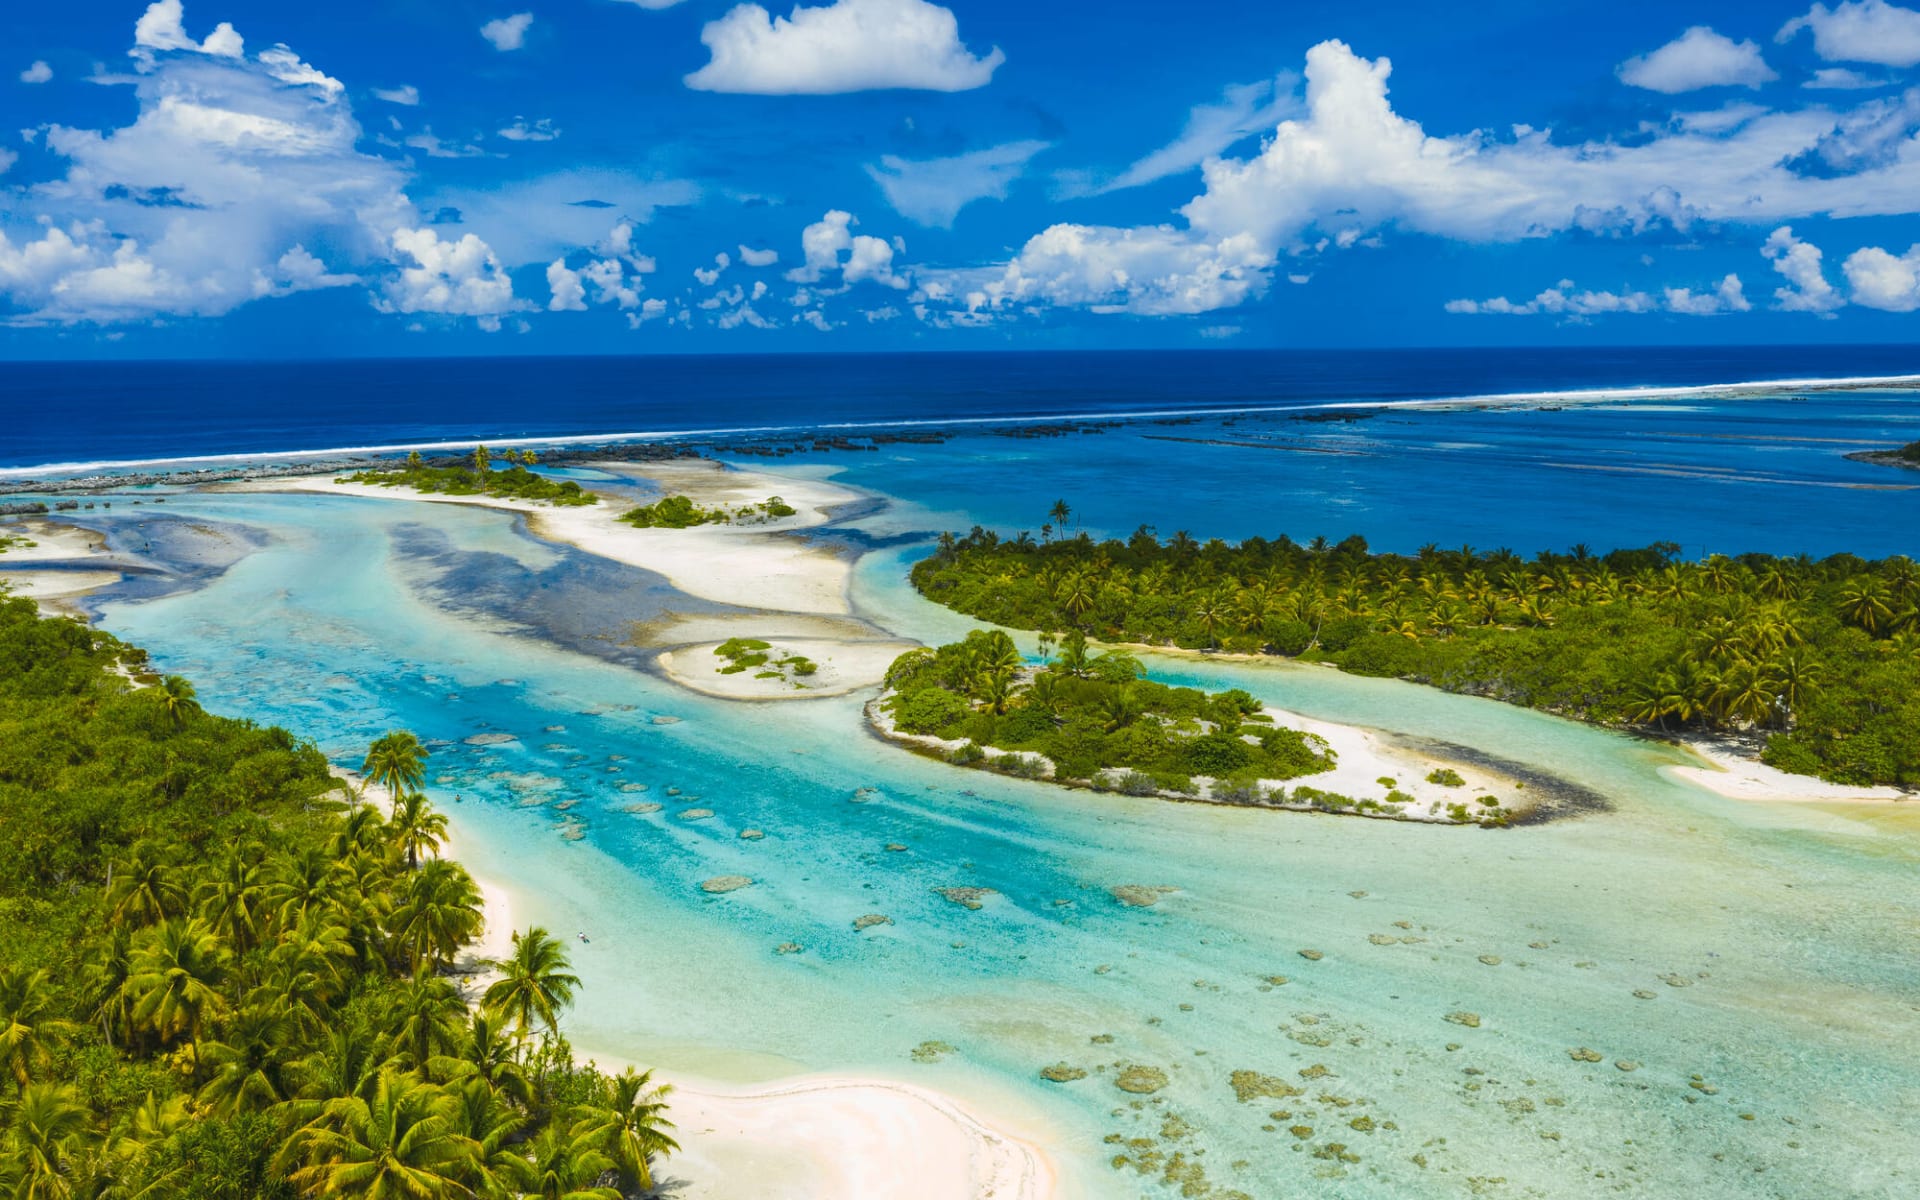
left=913, top=520, right=1920, bottom=787
left=0, top=596, right=674, bottom=1198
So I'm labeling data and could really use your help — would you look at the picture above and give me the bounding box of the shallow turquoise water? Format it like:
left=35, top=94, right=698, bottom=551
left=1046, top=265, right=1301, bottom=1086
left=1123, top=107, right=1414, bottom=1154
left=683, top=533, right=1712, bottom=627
left=68, top=453, right=1920, bottom=1199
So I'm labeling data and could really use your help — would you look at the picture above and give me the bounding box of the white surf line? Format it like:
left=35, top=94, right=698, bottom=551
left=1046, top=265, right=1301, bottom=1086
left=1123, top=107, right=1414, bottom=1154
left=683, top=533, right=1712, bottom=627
left=6, top=370, right=1918, bottom=482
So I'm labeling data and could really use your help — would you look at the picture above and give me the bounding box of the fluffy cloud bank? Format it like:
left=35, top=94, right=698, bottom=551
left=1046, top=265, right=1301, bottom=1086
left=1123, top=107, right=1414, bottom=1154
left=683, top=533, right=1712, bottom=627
left=0, top=2, right=545, bottom=327
left=1617, top=27, right=1777, bottom=93
left=1446, top=274, right=1749, bottom=317
left=0, top=3, right=413, bottom=324
left=919, top=37, right=1920, bottom=322
left=685, top=0, right=1003, bottom=94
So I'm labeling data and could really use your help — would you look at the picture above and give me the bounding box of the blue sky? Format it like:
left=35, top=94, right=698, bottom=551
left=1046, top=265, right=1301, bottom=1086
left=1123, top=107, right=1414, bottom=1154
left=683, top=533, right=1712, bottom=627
left=6, top=0, right=1920, bottom=357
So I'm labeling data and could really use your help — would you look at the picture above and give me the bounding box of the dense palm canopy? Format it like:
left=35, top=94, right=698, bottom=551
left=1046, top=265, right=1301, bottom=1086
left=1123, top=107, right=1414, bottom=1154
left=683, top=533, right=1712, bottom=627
left=916, top=525, right=1920, bottom=786
left=0, top=598, right=675, bottom=1199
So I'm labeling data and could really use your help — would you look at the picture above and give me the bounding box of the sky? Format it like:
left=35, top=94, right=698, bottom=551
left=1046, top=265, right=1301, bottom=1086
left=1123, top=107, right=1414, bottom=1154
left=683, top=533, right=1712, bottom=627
left=6, top=0, right=1920, bottom=357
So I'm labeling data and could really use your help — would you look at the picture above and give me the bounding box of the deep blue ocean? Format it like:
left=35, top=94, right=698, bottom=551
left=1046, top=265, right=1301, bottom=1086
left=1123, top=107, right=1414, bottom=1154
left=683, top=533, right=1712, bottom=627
left=7, top=344, right=1920, bottom=470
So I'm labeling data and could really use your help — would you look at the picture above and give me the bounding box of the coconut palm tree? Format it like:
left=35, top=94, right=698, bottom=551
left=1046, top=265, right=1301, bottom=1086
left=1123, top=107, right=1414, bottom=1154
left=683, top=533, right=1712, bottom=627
left=385, top=969, right=464, bottom=1073
left=279, top=1071, right=477, bottom=1200
left=266, top=847, right=349, bottom=931
left=290, top=1026, right=393, bottom=1119
left=107, top=843, right=188, bottom=930
left=483, top=929, right=580, bottom=1040
left=197, top=1001, right=301, bottom=1117
left=0, top=969, right=77, bottom=1088
left=330, top=804, right=388, bottom=859
left=1058, top=572, right=1097, bottom=624
left=432, top=1013, right=531, bottom=1108
left=1047, top=499, right=1072, bottom=534
left=1711, top=659, right=1779, bottom=728
left=1769, top=652, right=1824, bottom=727
left=362, top=731, right=430, bottom=810
left=157, top=675, right=199, bottom=730
left=194, top=848, right=268, bottom=955
left=1840, top=578, right=1895, bottom=636
left=83, top=927, right=136, bottom=1047
left=591, top=1067, right=679, bottom=1193
left=1, top=1083, right=93, bottom=1200
left=443, top=1077, right=529, bottom=1198
left=520, top=1118, right=619, bottom=1200
left=387, top=861, right=483, bottom=974
left=387, top=792, right=449, bottom=872
left=122, top=919, right=228, bottom=1062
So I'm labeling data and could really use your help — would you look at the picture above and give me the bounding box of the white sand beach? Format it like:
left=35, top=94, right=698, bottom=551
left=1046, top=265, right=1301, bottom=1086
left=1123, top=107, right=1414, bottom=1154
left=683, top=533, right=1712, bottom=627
left=652, top=1072, right=1059, bottom=1200
left=1667, top=736, right=1913, bottom=804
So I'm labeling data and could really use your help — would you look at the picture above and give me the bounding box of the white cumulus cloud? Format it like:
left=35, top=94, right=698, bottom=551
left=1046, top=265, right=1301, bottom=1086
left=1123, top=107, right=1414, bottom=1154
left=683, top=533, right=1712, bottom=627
left=1763, top=225, right=1845, bottom=311
left=1618, top=27, right=1777, bottom=93
left=1779, top=1, right=1920, bottom=67
left=21, top=60, right=53, bottom=84
left=867, top=140, right=1048, bottom=227
left=1664, top=274, right=1752, bottom=314
left=382, top=227, right=519, bottom=323
left=1843, top=243, right=1920, bottom=308
left=133, top=0, right=243, bottom=60
left=546, top=260, right=587, bottom=311
left=785, top=210, right=906, bottom=288
left=686, top=0, right=1003, bottom=94
left=2, top=3, right=410, bottom=324
left=480, top=13, right=534, bottom=52
left=738, top=244, right=779, bottom=267
left=372, top=84, right=420, bottom=105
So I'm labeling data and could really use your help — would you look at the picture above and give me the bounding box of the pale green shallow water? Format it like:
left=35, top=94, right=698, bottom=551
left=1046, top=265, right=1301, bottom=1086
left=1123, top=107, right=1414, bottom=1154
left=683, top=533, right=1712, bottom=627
left=77, top=486, right=1920, bottom=1200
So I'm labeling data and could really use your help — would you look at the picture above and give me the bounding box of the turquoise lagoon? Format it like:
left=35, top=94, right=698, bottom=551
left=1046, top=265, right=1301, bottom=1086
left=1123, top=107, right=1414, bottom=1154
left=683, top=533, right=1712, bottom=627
left=52, top=405, right=1920, bottom=1200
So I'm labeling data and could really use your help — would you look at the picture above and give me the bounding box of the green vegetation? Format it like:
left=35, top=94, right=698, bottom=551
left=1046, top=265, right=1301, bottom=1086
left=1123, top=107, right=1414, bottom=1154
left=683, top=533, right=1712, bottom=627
left=1426, top=768, right=1466, bottom=788
left=0, top=533, right=32, bottom=554
left=882, top=629, right=1334, bottom=795
left=912, top=523, right=1920, bottom=787
left=1899, top=440, right=1920, bottom=465
left=0, top=596, right=674, bottom=1197
left=713, top=638, right=817, bottom=685
left=342, top=447, right=599, bottom=506
left=618, top=495, right=796, bottom=529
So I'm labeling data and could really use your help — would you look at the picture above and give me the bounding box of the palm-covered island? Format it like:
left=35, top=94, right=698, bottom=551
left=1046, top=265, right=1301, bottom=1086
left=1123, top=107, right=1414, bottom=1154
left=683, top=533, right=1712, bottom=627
left=875, top=630, right=1522, bottom=825
left=342, top=447, right=600, bottom=507
left=912, top=517, right=1920, bottom=787
left=0, top=596, right=675, bottom=1198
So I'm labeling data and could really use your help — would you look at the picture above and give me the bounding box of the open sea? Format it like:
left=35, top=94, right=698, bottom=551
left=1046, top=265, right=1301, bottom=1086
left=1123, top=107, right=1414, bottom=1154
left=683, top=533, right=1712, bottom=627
left=5, top=346, right=1920, bottom=1199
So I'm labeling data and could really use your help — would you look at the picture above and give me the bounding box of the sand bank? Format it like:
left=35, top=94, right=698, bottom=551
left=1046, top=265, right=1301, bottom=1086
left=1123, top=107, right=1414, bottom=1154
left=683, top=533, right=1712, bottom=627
left=0, top=519, right=122, bottom=616
left=225, top=462, right=921, bottom=702
left=225, top=459, right=857, bottom=616
left=658, top=637, right=918, bottom=701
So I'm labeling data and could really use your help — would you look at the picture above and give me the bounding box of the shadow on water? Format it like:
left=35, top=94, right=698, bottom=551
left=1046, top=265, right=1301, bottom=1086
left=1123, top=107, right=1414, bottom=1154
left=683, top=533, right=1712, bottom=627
left=387, top=518, right=743, bottom=671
